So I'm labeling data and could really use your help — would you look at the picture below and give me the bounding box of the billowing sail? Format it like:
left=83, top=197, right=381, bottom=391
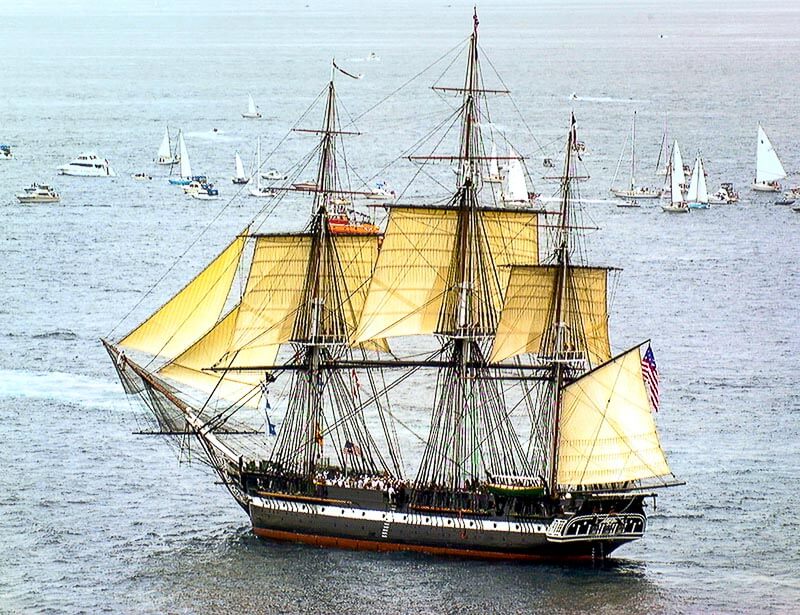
left=756, top=124, right=786, bottom=183
left=354, top=207, right=538, bottom=343
left=158, top=305, right=272, bottom=407
left=490, top=264, right=610, bottom=365
left=502, top=147, right=528, bottom=202
left=248, top=94, right=257, bottom=115
left=157, top=128, right=171, bottom=160
left=178, top=132, right=192, bottom=178
left=119, top=235, right=246, bottom=359
left=557, top=345, right=673, bottom=487
left=354, top=208, right=457, bottom=342
left=671, top=142, right=684, bottom=205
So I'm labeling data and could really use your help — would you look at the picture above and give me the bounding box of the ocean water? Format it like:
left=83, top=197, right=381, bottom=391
left=1, top=0, right=800, bottom=613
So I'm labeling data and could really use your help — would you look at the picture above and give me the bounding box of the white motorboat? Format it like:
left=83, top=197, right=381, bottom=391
left=59, top=153, right=115, bottom=177
left=131, top=172, right=152, bottom=181
left=232, top=152, right=249, bottom=184
left=662, top=144, right=689, bottom=213
left=242, top=94, right=262, bottom=119
left=156, top=127, right=180, bottom=165
left=16, top=183, right=60, bottom=203
left=261, top=169, right=287, bottom=181
left=709, top=182, right=739, bottom=204
left=752, top=124, right=786, bottom=192
left=191, top=182, right=220, bottom=200
left=365, top=181, right=395, bottom=201
left=0, top=144, right=12, bottom=160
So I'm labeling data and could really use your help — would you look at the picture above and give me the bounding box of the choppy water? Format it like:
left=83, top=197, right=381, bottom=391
left=2, top=1, right=800, bottom=613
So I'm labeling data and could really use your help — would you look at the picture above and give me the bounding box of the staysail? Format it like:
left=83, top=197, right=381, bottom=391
left=756, top=124, right=786, bottom=183
left=490, top=264, right=611, bottom=366
left=119, top=235, right=246, bottom=359
left=671, top=142, right=684, bottom=205
left=556, top=345, right=673, bottom=487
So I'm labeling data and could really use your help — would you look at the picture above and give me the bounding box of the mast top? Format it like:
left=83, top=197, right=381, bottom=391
left=473, top=6, right=479, bottom=35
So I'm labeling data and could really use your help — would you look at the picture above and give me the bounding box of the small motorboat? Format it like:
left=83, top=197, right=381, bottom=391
left=262, top=168, right=288, bottom=181
left=774, top=198, right=796, bottom=206
left=0, top=144, right=12, bottom=160
left=617, top=199, right=641, bottom=208
left=132, top=172, right=152, bottom=181
left=709, top=182, right=739, bottom=204
left=366, top=182, right=395, bottom=201
left=190, top=182, right=220, bottom=200
left=16, top=183, right=60, bottom=203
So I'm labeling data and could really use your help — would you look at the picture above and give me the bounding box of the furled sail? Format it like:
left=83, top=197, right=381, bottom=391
left=557, top=345, right=673, bottom=487
left=119, top=235, right=246, bottom=360
left=353, top=207, right=538, bottom=343
left=490, top=264, right=610, bottom=365
left=756, top=124, right=786, bottom=183
left=158, top=305, right=271, bottom=407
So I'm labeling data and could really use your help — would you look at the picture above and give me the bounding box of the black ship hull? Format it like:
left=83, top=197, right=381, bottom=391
left=247, top=490, right=646, bottom=561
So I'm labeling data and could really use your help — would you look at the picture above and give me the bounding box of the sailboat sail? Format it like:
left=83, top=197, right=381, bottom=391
left=671, top=142, right=684, bottom=205
left=502, top=147, right=528, bottom=202
left=687, top=157, right=709, bottom=204
left=157, top=128, right=171, bottom=161
left=248, top=94, right=257, bottom=115
left=756, top=124, right=786, bottom=183
left=178, top=133, right=192, bottom=178
left=557, top=345, right=673, bottom=487
left=234, top=152, right=246, bottom=180
left=488, top=143, right=500, bottom=179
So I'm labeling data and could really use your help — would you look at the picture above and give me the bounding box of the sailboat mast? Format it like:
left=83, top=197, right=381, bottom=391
left=547, top=114, right=577, bottom=495
left=630, top=111, right=636, bottom=191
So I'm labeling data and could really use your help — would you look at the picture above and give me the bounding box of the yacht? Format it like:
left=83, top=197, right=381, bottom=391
left=59, top=153, right=115, bottom=177
left=16, top=183, right=60, bottom=203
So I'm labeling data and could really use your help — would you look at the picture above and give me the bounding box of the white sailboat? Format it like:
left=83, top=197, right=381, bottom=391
left=484, top=142, right=502, bottom=183
left=156, top=127, right=180, bottom=165
left=655, top=118, right=669, bottom=176
left=249, top=137, right=275, bottom=197
left=232, top=152, right=248, bottom=184
left=610, top=111, right=661, bottom=199
left=168, top=133, right=199, bottom=185
left=662, top=143, right=689, bottom=213
left=501, top=147, right=529, bottom=204
left=687, top=156, right=710, bottom=209
left=242, top=94, right=262, bottom=119
left=752, top=123, right=786, bottom=192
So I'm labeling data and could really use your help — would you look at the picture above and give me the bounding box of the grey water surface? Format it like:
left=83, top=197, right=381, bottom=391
left=1, top=1, right=799, bottom=613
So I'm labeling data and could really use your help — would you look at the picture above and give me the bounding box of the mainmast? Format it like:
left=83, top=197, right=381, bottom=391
left=546, top=114, right=577, bottom=495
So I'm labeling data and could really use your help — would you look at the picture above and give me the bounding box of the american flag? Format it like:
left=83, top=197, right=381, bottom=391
left=344, top=441, right=362, bottom=456
left=641, top=345, right=660, bottom=412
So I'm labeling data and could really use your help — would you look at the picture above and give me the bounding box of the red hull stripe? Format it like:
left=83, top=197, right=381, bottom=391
left=252, top=527, right=592, bottom=561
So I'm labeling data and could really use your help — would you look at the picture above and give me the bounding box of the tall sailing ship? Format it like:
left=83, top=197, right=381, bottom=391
left=104, top=14, right=679, bottom=561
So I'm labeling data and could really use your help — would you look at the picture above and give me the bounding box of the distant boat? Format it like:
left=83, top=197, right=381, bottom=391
left=168, top=133, right=197, bottom=185
left=16, top=183, right=60, bottom=203
left=242, top=94, right=262, bottom=119
left=261, top=168, right=288, bottom=181
left=501, top=147, right=531, bottom=204
left=775, top=198, right=796, bottom=206
left=662, top=143, right=689, bottom=213
left=686, top=157, right=710, bottom=209
left=752, top=123, right=786, bottom=192
left=655, top=118, right=669, bottom=176
left=616, top=198, right=641, bottom=208
left=365, top=181, right=395, bottom=201
left=610, top=111, right=661, bottom=199
left=131, top=172, right=153, bottom=181
left=156, top=127, right=180, bottom=165
left=192, top=182, right=220, bottom=200
left=0, top=144, right=12, bottom=160
left=249, top=137, right=276, bottom=197
left=232, top=152, right=249, bottom=184
left=709, top=182, right=739, bottom=204
left=484, top=142, right=502, bottom=183
left=59, top=153, right=115, bottom=177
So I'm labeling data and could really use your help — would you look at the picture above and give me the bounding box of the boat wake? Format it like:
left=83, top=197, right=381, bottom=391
left=570, top=95, right=650, bottom=104
left=0, top=368, right=123, bottom=410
